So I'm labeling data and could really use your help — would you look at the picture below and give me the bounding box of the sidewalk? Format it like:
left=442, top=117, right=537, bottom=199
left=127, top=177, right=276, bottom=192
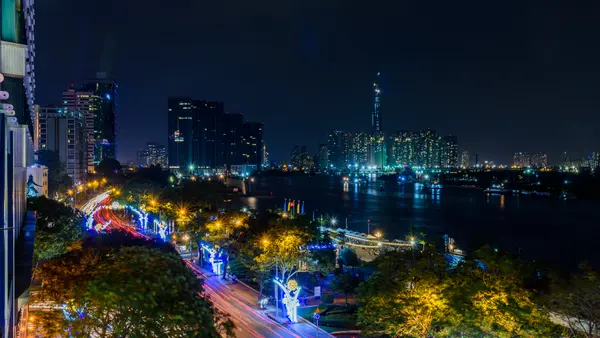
left=194, top=263, right=333, bottom=338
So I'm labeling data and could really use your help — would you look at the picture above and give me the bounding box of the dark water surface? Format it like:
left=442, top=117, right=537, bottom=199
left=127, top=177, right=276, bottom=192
left=242, top=176, right=600, bottom=271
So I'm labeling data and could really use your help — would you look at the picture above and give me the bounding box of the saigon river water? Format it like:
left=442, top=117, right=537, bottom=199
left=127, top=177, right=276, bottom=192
left=242, top=175, right=600, bottom=271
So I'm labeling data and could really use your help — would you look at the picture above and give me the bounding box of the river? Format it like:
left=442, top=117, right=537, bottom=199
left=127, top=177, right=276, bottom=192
left=241, top=175, right=600, bottom=271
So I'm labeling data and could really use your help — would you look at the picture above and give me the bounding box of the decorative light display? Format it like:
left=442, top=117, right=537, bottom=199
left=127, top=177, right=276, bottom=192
left=305, top=244, right=336, bottom=250
left=201, top=244, right=223, bottom=275
left=273, top=278, right=301, bottom=323
left=154, top=219, right=169, bottom=240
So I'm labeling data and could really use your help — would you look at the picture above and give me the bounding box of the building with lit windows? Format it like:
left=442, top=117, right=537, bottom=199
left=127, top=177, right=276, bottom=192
left=82, top=73, right=118, bottom=161
left=368, top=131, right=386, bottom=169
left=38, top=106, right=87, bottom=183
left=167, top=98, right=195, bottom=171
left=415, top=129, right=441, bottom=167
left=315, top=144, right=328, bottom=170
left=440, top=135, right=459, bottom=168
left=460, top=150, right=470, bottom=168
left=390, top=131, right=415, bottom=167
left=328, top=130, right=351, bottom=168
left=137, top=142, right=167, bottom=168
left=241, top=121, right=264, bottom=170
left=62, top=87, right=102, bottom=173
left=513, top=152, right=548, bottom=168
left=223, top=113, right=244, bottom=166
left=350, top=132, right=369, bottom=166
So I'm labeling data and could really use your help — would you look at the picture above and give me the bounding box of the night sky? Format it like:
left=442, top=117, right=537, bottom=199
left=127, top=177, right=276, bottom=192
left=36, top=1, right=600, bottom=164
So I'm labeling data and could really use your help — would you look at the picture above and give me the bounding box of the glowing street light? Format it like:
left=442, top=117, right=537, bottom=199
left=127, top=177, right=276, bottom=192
left=188, top=164, right=196, bottom=172
left=330, top=217, right=338, bottom=226
left=374, top=231, right=383, bottom=239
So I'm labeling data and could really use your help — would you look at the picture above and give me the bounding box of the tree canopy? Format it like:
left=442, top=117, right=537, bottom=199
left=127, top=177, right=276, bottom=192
left=357, top=247, right=563, bottom=337
left=34, top=233, right=234, bottom=337
left=29, top=196, right=83, bottom=261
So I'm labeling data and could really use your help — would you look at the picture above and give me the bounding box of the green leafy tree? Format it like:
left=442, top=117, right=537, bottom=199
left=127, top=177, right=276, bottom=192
left=357, top=249, right=454, bottom=337
left=547, top=264, right=600, bottom=338
left=331, top=272, right=361, bottom=306
left=339, top=248, right=360, bottom=271
left=451, top=246, right=560, bottom=337
left=204, top=212, right=249, bottom=278
left=29, top=197, right=83, bottom=261
left=35, top=242, right=234, bottom=337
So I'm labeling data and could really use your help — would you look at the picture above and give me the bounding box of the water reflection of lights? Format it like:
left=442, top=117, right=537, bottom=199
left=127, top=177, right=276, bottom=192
left=343, top=182, right=349, bottom=192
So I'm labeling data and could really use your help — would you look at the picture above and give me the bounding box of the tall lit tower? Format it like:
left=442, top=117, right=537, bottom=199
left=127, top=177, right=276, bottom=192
left=372, top=72, right=382, bottom=132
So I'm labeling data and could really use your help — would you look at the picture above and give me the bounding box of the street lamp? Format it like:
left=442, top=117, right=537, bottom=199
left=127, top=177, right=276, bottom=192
left=374, top=230, right=383, bottom=239
left=330, top=217, right=338, bottom=227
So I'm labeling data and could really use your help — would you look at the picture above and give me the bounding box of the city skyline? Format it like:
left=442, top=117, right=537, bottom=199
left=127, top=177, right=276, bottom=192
left=35, top=1, right=600, bottom=164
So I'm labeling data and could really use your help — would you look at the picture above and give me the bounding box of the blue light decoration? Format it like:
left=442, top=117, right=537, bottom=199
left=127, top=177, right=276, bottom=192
left=305, top=243, right=336, bottom=250
left=201, top=243, right=223, bottom=275
left=105, top=93, right=111, bottom=100
left=154, top=219, right=168, bottom=240
left=273, top=278, right=301, bottom=323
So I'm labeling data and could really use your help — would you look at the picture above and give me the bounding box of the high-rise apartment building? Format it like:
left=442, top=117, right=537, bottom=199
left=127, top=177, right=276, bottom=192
left=460, top=150, right=469, bottom=168
left=62, top=87, right=102, bottom=173
left=369, top=131, right=386, bottom=168
left=416, top=129, right=441, bottom=167
left=38, top=107, right=87, bottom=183
left=167, top=98, right=195, bottom=170
left=390, top=131, right=415, bottom=167
left=316, top=144, right=328, bottom=170
left=513, top=152, right=548, bottom=168
left=328, top=130, right=350, bottom=168
left=241, top=122, right=264, bottom=170
left=350, top=132, right=369, bottom=166
left=440, top=135, right=459, bottom=168
left=222, top=113, right=244, bottom=166
left=137, top=142, right=167, bottom=168
left=167, top=98, right=263, bottom=172
left=82, top=73, right=118, bottom=161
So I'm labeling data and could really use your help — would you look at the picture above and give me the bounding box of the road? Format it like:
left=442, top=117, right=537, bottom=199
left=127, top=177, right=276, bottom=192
left=89, top=196, right=331, bottom=338
left=186, top=262, right=318, bottom=338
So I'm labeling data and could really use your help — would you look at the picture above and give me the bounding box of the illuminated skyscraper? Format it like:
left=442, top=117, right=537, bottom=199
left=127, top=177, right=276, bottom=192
left=241, top=121, right=263, bottom=170
left=316, top=144, right=328, bottom=170
left=390, top=131, right=416, bottom=167
left=368, top=132, right=386, bottom=169
left=513, top=152, right=548, bottom=168
left=82, top=73, right=118, bottom=161
left=327, top=130, right=348, bottom=168
left=372, top=72, right=382, bottom=132
left=38, top=106, right=87, bottom=183
left=440, top=135, right=459, bottom=168
left=460, top=150, right=470, bottom=168
left=415, top=129, right=441, bottom=168
left=62, top=87, right=103, bottom=173
left=350, top=132, right=369, bottom=166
